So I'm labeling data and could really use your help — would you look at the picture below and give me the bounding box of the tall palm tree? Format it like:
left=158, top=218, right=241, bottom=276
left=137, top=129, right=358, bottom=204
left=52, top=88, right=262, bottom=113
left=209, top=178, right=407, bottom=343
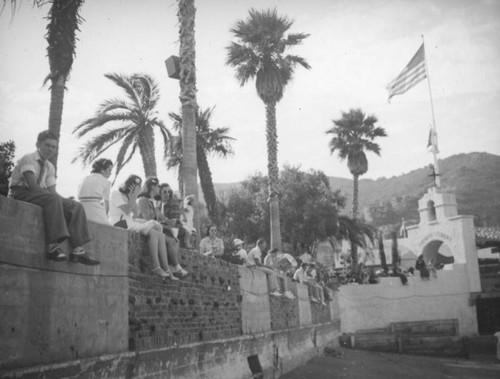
left=326, top=108, right=387, bottom=220
left=44, top=0, right=85, bottom=170
left=2, top=0, right=85, bottom=170
left=177, top=0, right=200, bottom=238
left=226, top=8, right=310, bottom=249
left=168, top=107, right=235, bottom=225
left=72, top=73, right=172, bottom=179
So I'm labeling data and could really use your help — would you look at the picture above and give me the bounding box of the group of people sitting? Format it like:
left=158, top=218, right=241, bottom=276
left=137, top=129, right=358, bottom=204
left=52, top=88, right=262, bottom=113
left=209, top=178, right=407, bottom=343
left=229, top=239, right=329, bottom=304
left=8, top=130, right=193, bottom=283
left=8, top=130, right=330, bottom=302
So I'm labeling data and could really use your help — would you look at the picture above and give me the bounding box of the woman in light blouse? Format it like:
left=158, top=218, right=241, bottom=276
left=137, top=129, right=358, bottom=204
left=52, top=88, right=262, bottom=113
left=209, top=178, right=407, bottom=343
left=199, top=224, right=224, bottom=257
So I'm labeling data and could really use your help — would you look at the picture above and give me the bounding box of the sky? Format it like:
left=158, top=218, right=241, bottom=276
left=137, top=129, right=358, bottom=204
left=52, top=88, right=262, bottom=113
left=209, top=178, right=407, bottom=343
left=1, top=0, right=499, bottom=198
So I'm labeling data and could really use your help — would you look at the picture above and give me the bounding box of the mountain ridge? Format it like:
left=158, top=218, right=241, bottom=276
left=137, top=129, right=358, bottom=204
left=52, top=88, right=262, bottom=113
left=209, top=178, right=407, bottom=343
left=214, top=152, right=500, bottom=226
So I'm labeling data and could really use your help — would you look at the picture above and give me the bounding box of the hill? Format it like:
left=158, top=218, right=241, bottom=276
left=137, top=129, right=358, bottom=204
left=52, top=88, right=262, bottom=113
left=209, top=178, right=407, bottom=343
left=214, top=152, right=500, bottom=227
left=328, top=152, right=500, bottom=226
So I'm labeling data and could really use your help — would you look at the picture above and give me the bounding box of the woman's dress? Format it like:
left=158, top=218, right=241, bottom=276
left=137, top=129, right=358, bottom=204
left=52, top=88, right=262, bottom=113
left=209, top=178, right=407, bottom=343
left=77, top=173, right=111, bottom=224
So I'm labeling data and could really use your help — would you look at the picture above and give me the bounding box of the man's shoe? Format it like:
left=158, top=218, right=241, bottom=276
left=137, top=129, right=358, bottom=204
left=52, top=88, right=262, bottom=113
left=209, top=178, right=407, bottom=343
left=269, top=290, right=282, bottom=297
left=47, top=244, right=67, bottom=262
left=70, top=251, right=100, bottom=266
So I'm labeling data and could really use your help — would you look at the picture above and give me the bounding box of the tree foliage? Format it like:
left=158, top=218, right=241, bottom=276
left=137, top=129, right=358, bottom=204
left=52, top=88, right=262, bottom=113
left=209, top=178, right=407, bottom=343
left=219, top=166, right=346, bottom=246
left=0, top=140, right=15, bottom=196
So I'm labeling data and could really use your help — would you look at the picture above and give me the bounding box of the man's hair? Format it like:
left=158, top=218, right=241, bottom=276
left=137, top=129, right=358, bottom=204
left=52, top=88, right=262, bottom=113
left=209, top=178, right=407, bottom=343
left=37, top=130, right=57, bottom=144
left=256, top=238, right=266, bottom=246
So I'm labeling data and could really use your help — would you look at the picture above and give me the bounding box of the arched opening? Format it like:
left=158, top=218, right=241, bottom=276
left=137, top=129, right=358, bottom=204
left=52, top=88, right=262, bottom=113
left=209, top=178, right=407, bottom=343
left=422, top=240, right=454, bottom=269
left=427, top=200, right=437, bottom=222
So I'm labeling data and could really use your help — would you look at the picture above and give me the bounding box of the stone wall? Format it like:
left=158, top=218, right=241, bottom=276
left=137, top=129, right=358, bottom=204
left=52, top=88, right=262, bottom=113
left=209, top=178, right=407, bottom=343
left=0, top=196, right=341, bottom=378
left=0, top=196, right=129, bottom=370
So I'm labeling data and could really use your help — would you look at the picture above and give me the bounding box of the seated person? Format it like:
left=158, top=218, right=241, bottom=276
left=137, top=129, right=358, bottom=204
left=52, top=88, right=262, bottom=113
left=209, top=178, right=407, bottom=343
left=299, top=246, right=312, bottom=264
left=199, top=225, right=224, bottom=257
left=109, top=175, right=178, bottom=282
left=247, top=239, right=283, bottom=298
left=180, top=194, right=197, bottom=248
left=137, top=177, right=188, bottom=278
left=8, top=130, right=99, bottom=265
left=307, top=262, right=326, bottom=304
left=263, top=248, right=295, bottom=299
left=232, top=238, right=247, bottom=263
left=293, top=263, right=310, bottom=283
left=77, top=158, right=113, bottom=225
left=158, top=183, right=191, bottom=248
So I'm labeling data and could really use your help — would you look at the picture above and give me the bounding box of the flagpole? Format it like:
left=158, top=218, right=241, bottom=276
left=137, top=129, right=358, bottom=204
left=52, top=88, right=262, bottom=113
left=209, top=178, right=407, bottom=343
left=421, top=35, right=441, bottom=188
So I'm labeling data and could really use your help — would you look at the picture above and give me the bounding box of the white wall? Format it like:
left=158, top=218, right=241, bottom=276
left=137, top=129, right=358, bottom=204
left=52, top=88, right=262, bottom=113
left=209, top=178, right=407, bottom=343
left=338, top=264, right=479, bottom=336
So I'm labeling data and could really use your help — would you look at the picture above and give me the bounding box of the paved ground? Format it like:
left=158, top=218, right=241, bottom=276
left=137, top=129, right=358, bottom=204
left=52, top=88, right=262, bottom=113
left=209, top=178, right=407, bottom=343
left=281, top=349, right=500, bottom=379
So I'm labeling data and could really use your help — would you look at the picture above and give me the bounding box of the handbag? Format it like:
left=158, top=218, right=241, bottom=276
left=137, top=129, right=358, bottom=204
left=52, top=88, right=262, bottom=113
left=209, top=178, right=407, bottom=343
left=114, top=215, right=128, bottom=229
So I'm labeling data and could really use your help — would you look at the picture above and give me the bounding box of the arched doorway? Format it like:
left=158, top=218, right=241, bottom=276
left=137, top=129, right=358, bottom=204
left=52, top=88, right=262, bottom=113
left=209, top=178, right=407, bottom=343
left=422, top=240, right=454, bottom=268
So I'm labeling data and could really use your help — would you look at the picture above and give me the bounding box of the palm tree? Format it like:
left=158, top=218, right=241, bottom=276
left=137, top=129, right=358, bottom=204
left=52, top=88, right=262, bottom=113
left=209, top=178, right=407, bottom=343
left=2, top=0, right=85, bottom=170
left=337, top=215, right=376, bottom=274
left=72, top=73, right=172, bottom=179
left=226, top=8, right=310, bottom=249
left=326, top=108, right=387, bottom=220
left=44, top=0, right=85, bottom=170
left=168, top=107, right=235, bottom=224
left=177, top=0, right=200, bottom=238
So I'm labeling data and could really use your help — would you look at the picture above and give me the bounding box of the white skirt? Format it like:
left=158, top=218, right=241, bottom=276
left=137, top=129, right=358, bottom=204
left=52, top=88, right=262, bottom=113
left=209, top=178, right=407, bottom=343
left=81, top=200, right=109, bottom=225
left=127, top=218, right=161, bottom=236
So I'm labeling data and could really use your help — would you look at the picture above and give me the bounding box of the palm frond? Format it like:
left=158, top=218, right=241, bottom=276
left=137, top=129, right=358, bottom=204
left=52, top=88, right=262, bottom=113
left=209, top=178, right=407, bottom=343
left=104, top=73, right=143, bottom=108
left=72, top=126, right=132, bottom=165
left=73, top=112, right=136, bottom=138
left=113, top=132, right=138, bottom=180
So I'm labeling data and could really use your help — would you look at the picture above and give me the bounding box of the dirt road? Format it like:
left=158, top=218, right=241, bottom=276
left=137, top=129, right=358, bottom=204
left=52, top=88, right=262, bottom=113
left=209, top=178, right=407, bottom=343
left=281, top=348, right=500, bottom=379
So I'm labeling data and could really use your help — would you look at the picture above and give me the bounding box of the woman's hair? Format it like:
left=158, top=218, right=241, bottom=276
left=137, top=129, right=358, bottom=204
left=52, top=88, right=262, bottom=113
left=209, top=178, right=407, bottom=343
left=205, top=224, right=216, bottom=236
left=119, top=175, right=142, bottom=196
left=137, top=176, right=159, bottom=198
left=91, top=158, right=113, bottom=174
left=268, top=248, right=279, bottom=255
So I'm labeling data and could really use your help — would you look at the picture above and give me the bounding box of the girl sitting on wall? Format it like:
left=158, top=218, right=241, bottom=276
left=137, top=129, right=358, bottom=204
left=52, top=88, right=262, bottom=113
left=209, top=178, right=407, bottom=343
left=137, top=177, right=188, bottom=278
left=109, top=175, right=178, bottom=282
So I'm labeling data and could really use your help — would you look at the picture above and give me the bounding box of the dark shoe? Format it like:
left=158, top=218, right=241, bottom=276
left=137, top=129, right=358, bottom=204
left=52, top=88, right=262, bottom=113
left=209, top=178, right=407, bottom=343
left=70, top=251, right=100, bottom=265
left=47, top=245, right=67, bottom=262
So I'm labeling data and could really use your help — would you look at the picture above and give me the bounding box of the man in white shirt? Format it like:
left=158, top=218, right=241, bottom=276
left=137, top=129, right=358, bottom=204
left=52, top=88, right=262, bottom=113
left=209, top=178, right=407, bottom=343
left=247, top=239, right=283, bottom=297
left=264, top=248, right=295, bottom=299
left=293, top=263, right=310, bottom=283
left=8, top=130, right=99, bottom=265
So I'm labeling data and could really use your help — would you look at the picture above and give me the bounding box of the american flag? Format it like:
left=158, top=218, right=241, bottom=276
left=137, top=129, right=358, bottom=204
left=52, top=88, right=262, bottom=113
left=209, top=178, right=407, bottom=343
left=387, top=43, right=427, bottom=101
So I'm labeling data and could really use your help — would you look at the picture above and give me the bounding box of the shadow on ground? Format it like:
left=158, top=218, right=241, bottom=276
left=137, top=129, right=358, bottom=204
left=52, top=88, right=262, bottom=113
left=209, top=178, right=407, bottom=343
left=281, top=348, right=500, bottom=379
